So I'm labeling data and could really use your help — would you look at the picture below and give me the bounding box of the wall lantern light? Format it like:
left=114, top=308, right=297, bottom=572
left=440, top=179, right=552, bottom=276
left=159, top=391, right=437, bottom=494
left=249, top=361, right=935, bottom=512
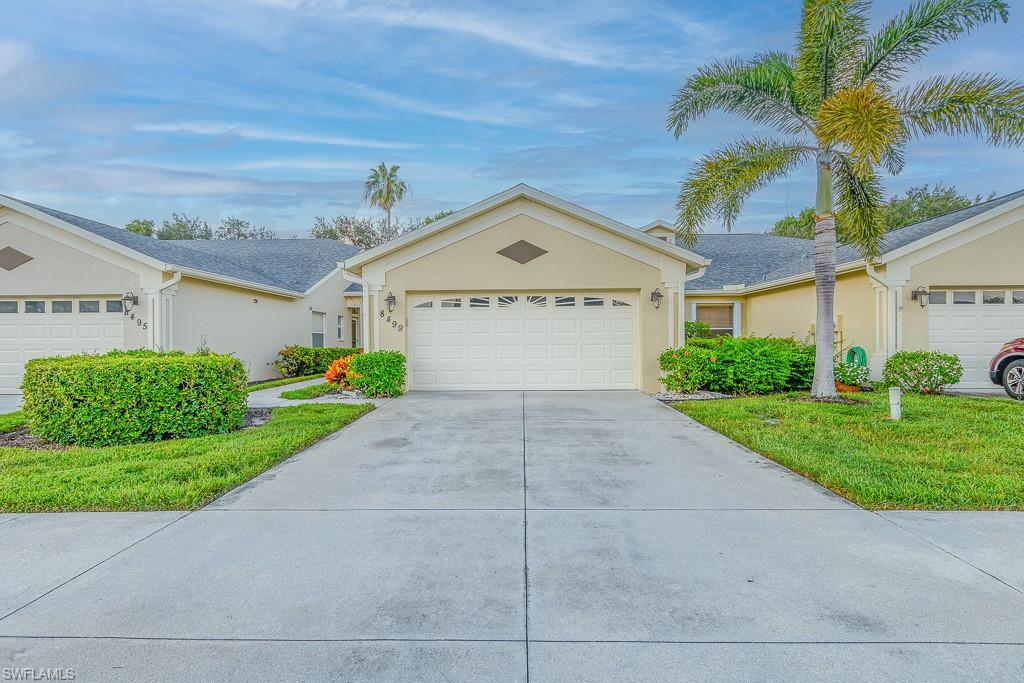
left=385, top=291, right=397, bottom=313
left=121, top=291, right=139, bottom=313
left=911, top=286, right=929, bottom=308
left=650, top=288, right=664, bottom=310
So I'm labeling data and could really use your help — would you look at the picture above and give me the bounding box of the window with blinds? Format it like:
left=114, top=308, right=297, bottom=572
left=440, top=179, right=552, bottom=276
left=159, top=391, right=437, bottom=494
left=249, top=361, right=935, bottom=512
left=695, top=304, right=735, bottom=337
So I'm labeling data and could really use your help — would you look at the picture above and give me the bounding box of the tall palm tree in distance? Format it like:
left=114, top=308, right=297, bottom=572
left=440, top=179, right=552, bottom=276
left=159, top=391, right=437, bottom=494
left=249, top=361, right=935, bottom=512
left=668, top=0, right=1024, bottom=397
left=363, top=162, right=408, bottom=231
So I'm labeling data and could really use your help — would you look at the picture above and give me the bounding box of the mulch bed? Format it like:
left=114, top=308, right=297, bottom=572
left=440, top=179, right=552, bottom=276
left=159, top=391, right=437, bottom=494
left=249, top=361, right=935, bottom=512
left=1, top=408, right=276, bottom=451
left=654, top=390, right=732, bottom=403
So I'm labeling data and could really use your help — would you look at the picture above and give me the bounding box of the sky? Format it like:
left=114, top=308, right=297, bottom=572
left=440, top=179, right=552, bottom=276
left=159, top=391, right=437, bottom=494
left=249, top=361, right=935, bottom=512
left=1, top=0, right=1023, bottom=237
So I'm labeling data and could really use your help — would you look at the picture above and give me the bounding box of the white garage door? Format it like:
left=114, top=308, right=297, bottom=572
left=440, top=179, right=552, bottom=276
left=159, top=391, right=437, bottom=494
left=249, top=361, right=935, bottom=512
left=928, top=288, right=1024, bottom=389
left=407, top=292, right=639, bottom=390
left=0, top=297, right=126, bottom=393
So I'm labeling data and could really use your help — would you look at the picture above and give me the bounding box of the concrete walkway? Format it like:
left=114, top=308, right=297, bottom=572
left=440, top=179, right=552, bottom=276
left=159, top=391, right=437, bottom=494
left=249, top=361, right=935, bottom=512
left=246, top=378, right=392, bottom=408
left=2, top=392, right=1024, bottom=681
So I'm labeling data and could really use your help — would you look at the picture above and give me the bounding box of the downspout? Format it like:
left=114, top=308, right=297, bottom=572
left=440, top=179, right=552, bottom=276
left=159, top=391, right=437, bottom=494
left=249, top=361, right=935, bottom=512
left=158, top=271, right=182, bottom=351
left=679, top=265, right=707, bottom=346
left=341, top=267, right=371, bottom=351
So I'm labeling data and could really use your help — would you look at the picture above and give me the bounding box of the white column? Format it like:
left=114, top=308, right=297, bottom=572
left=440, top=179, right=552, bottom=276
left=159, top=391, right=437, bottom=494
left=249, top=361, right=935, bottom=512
left=732, top=301, right=743, bottom=337
left=160, top=285, right=178, bottom=350
left=371, top=288, right=382, bottom=351
left=142, top=288, right=158, bottom=350
left=664, top=285, right=677, bottom=348
left=892, top=284, right=906, bottom=352
left=678, top=279, right=687, bottom=347
left=869, top=283, right=887, bottom=378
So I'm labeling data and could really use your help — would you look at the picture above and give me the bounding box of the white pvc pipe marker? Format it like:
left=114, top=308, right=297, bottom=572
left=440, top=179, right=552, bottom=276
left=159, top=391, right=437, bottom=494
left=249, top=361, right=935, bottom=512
left=889, top=387, right=902, bottom=421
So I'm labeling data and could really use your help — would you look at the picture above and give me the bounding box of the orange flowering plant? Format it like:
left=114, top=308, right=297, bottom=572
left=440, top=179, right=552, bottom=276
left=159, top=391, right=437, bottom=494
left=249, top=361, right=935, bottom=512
left=324, top=352, right=360, bottom=389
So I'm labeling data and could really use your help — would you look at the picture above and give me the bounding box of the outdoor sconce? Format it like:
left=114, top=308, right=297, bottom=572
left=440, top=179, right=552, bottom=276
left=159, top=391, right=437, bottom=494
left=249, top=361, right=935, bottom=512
left=385, top=291, right=397, bottom=313
left=650, top=288, right=664, bottom=310
left=121, top=291, right=139, bottom=313
left=911, top=286, right=929, bottom=308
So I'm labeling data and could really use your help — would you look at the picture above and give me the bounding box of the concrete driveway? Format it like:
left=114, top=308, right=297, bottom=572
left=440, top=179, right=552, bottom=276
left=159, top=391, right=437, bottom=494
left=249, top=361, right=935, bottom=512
left=3, top=392, right=1024, bottom=681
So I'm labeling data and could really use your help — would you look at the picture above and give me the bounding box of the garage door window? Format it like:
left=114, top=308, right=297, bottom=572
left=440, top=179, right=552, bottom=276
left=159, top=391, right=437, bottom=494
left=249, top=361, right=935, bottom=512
left=953, top=291, right=976, bottom=305
left=1014, top=291, right=1024, bottom=305
left=983, top=290, right=1006, bottom=304
left=583, top=296, right=605, bottom=307
left=52, top=301, right=72, bottom=313
left=526, top=295, right=547, bottom=307
left=24, top=301, right=44, bottom=313
left=441, top=298, right=461, bottom=308
left=928, top=291, right=947, bottom=304
left=106, top=300, right=123, bottom=313
left=469, top=296, right=490, bottom=308
left=0, top=302, right=17, bottom=314
left=79, top=300, right=100, bottom=313
left=555, top=296, right=575, bottom=307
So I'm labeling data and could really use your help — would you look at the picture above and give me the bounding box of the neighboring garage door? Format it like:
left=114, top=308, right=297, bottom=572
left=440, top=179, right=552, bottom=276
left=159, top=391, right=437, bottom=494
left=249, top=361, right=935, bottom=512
left=927, top=288, right=1024, bottom=389
left=0, top=297, right=126, bottom=393
left=407, top=292, right=638, bottom=390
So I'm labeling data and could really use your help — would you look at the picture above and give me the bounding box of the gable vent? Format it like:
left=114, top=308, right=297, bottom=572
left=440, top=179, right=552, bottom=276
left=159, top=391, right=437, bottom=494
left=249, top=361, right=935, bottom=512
left=497, top=240, right=548, bottom=265
left=0, top=246, right=33, bottom=271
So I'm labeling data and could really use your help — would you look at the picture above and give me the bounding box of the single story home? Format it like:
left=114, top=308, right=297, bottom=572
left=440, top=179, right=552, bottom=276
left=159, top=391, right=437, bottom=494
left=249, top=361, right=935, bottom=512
left=2, top=184, right=1022, bottom=394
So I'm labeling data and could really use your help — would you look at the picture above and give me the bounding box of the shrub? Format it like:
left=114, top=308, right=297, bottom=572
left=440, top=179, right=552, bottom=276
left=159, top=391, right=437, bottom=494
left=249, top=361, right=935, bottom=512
left=660, top=337, right=815, bottom=395
left=325, top=353, right=360, bottom=389
left=684, top=320, right=712, bottom=340
left=273, top=346, right=360, bottom=377
left=882, top=350, right=963, bottom=394
left=834, top=361, right=871, bottom=386
left=349, top=351, right=406, bottom=397
left=22, top=350, right=247, bottom=446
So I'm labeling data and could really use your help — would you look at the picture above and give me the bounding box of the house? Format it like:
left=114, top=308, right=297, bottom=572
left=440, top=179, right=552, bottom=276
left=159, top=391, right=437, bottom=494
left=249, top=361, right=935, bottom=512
left=2, top=184, right=1022, bottom=394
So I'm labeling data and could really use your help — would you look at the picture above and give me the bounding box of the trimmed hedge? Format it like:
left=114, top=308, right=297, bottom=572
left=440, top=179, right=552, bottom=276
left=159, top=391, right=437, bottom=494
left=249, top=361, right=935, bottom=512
left=660, top=337, right=815, bottom=394
left=882, top=350, right=963, bottom=394
left=349, top=351, right=406, bottom=397
left=22, top=350, right=247, bottom=447
left=273, top=346, right=361, bottom=377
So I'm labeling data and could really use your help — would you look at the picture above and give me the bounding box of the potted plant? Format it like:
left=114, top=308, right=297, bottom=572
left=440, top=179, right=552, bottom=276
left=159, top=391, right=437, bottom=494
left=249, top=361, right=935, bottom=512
left=834, top=361, right=870, bottom=393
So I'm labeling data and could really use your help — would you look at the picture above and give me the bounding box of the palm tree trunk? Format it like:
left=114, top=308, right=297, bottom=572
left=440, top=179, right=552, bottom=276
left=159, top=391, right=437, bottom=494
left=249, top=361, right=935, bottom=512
left=811, top=151, right=837, bottom=398
left=386, top=206, right=391, bottom=231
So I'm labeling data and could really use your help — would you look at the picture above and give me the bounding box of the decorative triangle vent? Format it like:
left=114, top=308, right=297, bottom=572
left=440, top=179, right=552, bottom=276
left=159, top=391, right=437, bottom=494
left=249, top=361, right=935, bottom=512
left=497, top=240, right=547, bottom=265
left=0, top=246, right=33, bottom=271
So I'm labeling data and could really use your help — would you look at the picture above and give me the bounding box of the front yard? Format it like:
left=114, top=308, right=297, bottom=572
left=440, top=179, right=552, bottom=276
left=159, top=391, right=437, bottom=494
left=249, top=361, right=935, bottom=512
left=677, top=392, right=1024, bottom=510
left=0, top=403, right=372, bottom=512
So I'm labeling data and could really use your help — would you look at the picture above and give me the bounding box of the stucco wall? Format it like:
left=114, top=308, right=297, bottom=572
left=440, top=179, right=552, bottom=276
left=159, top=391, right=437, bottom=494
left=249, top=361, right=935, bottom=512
left=369, top=207, right=676, bottom=392
left=903, top=216, right=1024, bottom=350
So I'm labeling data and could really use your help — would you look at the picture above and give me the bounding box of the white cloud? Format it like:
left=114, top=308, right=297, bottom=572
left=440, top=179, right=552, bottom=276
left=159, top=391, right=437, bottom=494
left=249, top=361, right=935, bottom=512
left=133, top=121, right=420, bottom=149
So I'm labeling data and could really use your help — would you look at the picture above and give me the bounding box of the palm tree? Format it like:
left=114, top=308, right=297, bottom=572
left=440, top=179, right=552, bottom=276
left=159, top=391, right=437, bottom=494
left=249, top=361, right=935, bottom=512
left=363, top=163, right=408, bottom=230
left=668, top=0, right=1024, bottom=397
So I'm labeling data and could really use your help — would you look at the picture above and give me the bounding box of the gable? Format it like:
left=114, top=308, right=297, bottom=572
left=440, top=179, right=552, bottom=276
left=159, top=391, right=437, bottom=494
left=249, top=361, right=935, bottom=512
left=907, top=211, right=1024, bottom=286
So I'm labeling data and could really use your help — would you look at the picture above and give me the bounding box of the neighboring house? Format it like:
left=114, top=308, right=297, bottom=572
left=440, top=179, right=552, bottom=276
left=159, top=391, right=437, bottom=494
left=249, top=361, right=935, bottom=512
left=2, top=184, right=1022, bottom=394
left=0, top=195, right=359, bottom=392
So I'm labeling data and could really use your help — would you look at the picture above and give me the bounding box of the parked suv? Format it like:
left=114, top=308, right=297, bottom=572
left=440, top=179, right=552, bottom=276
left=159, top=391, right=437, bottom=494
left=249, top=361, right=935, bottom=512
left=990, top=338, right=1024, bottom=400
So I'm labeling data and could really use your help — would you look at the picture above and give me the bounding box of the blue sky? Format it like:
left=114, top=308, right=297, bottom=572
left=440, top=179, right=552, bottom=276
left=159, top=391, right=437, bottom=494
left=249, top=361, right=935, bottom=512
left=1, top=0, right=1022, bottom=237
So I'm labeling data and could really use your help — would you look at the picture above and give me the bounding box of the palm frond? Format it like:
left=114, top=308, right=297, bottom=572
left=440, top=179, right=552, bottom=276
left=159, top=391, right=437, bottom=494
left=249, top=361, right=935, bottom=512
left=675, top=138, right=813, bottom=246
left=898, top=73, right=1024, bottom=145
left=818, top=82, right=906, bottom=172
left=794, top=0, right=870, bottom=112
left=833, top=154, right=886, bottom=260
left=668, top=53, right=811, bottom=137
left=878, top=138, right=908, bottom=175
left=858, top=0, right=1009, bottom=85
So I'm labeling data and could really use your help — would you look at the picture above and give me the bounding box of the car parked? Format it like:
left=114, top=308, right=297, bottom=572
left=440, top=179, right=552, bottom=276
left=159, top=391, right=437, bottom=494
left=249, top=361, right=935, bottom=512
left=990, top=338, right=1024, bottom=400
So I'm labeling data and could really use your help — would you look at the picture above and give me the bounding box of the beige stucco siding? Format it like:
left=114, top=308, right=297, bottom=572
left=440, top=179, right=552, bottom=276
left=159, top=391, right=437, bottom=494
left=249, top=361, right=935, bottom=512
left=368, top=207, right=677, bottom=391
left=902, top=216, right=1024, bottom=351
left=171, top=271, right=353, bottom=381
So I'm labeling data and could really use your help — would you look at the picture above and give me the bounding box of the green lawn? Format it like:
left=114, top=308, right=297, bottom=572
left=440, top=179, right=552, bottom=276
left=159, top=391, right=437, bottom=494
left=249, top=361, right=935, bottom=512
left=246, top=374, right=321, bottom=393
left=676, top=392, right=1024, bottom=510
left=0, top=411, right=24, bottom=434
left=281, top=382, right=339, bottom=400
left=0, top=403, right=372, bottom=512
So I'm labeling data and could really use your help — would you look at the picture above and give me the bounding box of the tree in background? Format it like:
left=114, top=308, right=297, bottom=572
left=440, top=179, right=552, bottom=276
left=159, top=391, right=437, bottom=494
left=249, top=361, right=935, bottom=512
left=668, top=0, right=1024, bottom=397
left=769, top=183, right=994, bottom=238
left=125, top=218, right=155, bottom=237
left=157, top=213, right=213, bottom=240
left=310, top=215, right=420, bottom=250
left=363, top=163, right=408, bottom=230
left=423, top=209, right=455, bottom=225
left=215, top=217, right=276, bottom=240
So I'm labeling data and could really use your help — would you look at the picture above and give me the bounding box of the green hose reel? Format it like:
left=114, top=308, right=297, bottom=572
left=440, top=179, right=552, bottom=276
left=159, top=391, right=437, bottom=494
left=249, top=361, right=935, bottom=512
left=845, top=346, right=868, bottom=367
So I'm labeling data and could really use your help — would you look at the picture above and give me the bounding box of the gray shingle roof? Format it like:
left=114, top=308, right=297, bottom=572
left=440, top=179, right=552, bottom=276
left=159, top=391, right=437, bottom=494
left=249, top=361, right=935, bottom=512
left=685, top=188, right=1024, bottom=290
left=4, top=196, right=359, bottom=293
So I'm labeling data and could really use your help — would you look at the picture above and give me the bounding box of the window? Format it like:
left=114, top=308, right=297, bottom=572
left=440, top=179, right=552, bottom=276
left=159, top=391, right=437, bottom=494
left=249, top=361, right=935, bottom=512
left=337, top=315, right=344, bottom=340
left=52, top=300, right=72, bottom=313
left=928, top=290, right=947, bottom=305
left=24, top=301, right=44, bottom=313
left=983, top=290, right=1005, bottom=304
left=440, top=298, right=462, bottom=308
left=311, top=312, right=325, bottom=348
left=611, top=299, right=632, bottom=307
left=497, top=295, right=519, bottom=308
left=583, top=297, right=605, bottom=307
left=414, top=301, right=433, bottom=308
left=469, top=296, right=491, bottom=308
left=0, top=301, right=17, bottom=313
left=695, top=304, right=735, bottom=337
left=526, top=295, right=547, bottom=307
left=555, top=296, right=575, bottom=307
left=106, top=300, right=123, bottom=313
left=1014, top=291, right=1024, bottom=305
left=79, top=300, right=100, bottom=313
left=351, top=316, right=359, bottom=347
left=953, top=291, right=976, bottom=305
